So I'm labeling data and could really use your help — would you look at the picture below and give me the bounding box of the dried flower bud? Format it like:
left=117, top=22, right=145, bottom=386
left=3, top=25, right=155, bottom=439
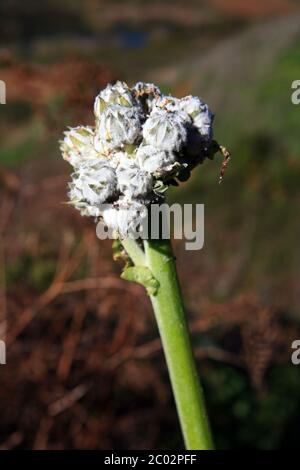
left=116, top=155, right=153, bottom=198
left=142, top=108, right=187, bottom=152
left=133, top=82, right=162, bottom=111
left=180, top=96, right=214, bottom=139
left=68, top=159, right=117, bottom=217
left=136, top=144, right=175, bottom=173
left=94, top=81, right=137, bottom=119
left=60, top=126, right=98, bottom=168
left=95, top=105, right=143, bottom=152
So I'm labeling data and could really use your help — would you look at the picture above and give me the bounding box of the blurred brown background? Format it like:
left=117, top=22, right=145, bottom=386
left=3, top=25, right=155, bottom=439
left=1, top=0, right=300, bottom=449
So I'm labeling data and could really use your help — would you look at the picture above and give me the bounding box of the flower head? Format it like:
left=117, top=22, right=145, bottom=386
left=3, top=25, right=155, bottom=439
left=142, top=108, right=187, bottom=152
left=94, top=81, right=138, bottom=118
left=61, top=81, right=217, bottom=236
left=60, top=126, right=98, bottom=168
left=116, top=155, right=153, bottom=198
left=68, top=159, right=117, bottom=217
left=94, top=105, right=143, bottom=152
left=136, top=145, right=175, bottom=174
left=180, top=96, right=214, bottom=139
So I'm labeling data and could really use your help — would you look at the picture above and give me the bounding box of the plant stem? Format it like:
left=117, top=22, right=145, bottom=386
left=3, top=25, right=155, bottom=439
left=121, top=238, right=145, bottom=266
left=144, top=238, right=213, bottom=450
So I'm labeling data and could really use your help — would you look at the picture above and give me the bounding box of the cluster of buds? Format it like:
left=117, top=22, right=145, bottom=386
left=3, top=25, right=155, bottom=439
left=60, top=81, right=216, bottom=237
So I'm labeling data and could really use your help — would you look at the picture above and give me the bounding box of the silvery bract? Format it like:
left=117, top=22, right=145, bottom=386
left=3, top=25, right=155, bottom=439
left=61, top=81, right=215, bottom=237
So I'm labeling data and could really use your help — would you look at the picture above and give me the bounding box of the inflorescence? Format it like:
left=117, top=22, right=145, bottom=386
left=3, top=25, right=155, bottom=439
left=60, top=81, right=217, bottom=237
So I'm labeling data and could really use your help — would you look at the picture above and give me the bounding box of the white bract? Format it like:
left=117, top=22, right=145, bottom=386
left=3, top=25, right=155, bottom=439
left=61, top=81, right=215, bottom=237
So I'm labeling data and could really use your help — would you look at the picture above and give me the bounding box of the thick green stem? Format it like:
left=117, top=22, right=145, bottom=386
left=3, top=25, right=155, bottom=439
left=144, top=238, right=213, bottom=450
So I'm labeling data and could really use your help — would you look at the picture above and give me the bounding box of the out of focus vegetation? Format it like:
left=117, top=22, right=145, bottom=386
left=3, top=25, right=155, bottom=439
left=0, top=0, right=300, bottom=450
